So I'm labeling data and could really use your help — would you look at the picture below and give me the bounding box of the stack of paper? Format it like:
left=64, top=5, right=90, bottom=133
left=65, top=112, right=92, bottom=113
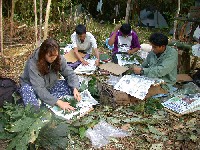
left=162, top=93, right=200, bottom=115
left=46, top=89, right=99, bottom=120
left=114, top=75, right=155, bottom=100
left=74, top=59, right=97, bottom=75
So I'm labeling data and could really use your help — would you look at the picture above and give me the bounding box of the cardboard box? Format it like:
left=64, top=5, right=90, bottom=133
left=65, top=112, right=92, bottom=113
left=64, top=50, right=86, bottom=63
left=99, top=81, right=167, bottom=106
left=99, top=62, right=129, bottom=75
left=113, top=90, right=142, bottom=105
left=177, top=74, right=193, bottom=82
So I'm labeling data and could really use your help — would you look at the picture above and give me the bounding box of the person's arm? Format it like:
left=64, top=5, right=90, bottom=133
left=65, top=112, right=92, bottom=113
left=73, top=47, right=89, bottom=65
left=108, top=24, right=121, bottom=46
left=127, top=47, right=140, bottom=55
left=73, top=88, right=81, bottom=101
left=143, top=48, right=178, bottom=78
left=60, top=55, right=80, bottom=89
left=56, top=88, right=81, bottom=111
left=89, top=32, right=100, bottom=66
left=94, top=48, right=100, bottom=66
left=128, top=31, right=141, bottom=55
left=56, top=100, right=75, bottom=111
left=71, top=32, right=89, bottom=65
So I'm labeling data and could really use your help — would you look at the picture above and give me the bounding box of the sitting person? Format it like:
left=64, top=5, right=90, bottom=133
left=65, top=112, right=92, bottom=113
left=68, top=24, right=100, bottom=69
left=108, top=23, right=141, bottom=63
left=133, top=32, right=178, bottom=92
left=19, top=38, right=81, bottom=111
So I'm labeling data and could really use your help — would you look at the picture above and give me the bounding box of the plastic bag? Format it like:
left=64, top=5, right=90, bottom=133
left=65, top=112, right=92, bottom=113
left=85, top=120, right=130, bottom=148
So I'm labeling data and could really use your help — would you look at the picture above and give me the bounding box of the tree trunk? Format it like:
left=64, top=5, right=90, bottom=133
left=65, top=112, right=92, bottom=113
left=10, top=0, right=16, bottom=44
left=43, top=0, right=51, bottom=41
left=0, top=0, right=3, bottom=56
left=132, top=0, right=139, bottom=25
left=173, top=0, right=180, bottom=40
left=69, top=1, right=73, bottom=30
left=125, top=0, right=131, bottom=24
left=34, top=0, right=38, bottom=47
left=39, top=0, right=43, bottom=45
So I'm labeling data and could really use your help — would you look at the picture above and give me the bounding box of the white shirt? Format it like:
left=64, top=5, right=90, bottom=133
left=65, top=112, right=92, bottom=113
left=71, top=32, right=97, bottom=54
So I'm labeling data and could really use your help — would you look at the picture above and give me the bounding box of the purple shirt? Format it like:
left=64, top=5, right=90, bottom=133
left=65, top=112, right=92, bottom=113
left=110, top=30, right=141, bottom=54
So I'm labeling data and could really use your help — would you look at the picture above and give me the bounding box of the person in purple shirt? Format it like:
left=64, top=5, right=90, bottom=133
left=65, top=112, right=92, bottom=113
left=108, top=23, right=141, bottom=56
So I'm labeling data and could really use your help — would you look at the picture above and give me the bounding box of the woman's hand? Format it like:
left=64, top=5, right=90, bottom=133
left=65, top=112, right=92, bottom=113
left=56, top=99, right=75, bottom=112
left=73, top=88, right=81, bottom=101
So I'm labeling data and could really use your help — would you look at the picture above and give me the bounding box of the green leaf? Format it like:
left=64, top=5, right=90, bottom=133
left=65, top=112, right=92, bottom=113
left=79, top=127, right=86, bottom=139
left=8, top=117, right=35, bottom=132
left=6, top=111, right=52, bottom=150
left=79, top=81, right=88, bottom=92
left=189, top=134, right=197, bottom=142
left=148, top=125, right=163, bottom=136
left=100, top=53, right=110, bottom=61
left=123, top=117, right=141, bottom=123
left=107, top=117, right=121, bottom=124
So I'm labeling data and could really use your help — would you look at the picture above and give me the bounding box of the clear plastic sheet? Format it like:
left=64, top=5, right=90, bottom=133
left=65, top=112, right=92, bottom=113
left=85, top=120, right=130, bottom=148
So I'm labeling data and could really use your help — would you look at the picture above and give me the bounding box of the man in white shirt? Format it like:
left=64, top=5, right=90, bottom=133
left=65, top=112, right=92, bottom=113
left=69, top=24, right=100, bottom=69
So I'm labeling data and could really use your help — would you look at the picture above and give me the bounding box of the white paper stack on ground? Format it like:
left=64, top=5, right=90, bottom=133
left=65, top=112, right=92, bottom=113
left=116, top=54, right=140, bottom=66
left=162, top=93, right=200, bottom=115
left=114, top=75, right=155, bottom=100
left=106, top=75, right=122, bottom=86
left=46, top=89, right=98, bottom=120
left=74, top=59, right=97, bottom=75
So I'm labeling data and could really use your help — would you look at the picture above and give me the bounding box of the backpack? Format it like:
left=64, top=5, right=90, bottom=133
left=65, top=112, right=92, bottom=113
left=0, top=77, right=19, bottom=107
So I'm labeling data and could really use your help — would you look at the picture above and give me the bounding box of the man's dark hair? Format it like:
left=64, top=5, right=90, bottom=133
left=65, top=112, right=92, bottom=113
left=149, top=33, right=168, bottom=46
left=120, top=24, right=131, bottom=35
left=75, top=24, right=86, bottom=35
